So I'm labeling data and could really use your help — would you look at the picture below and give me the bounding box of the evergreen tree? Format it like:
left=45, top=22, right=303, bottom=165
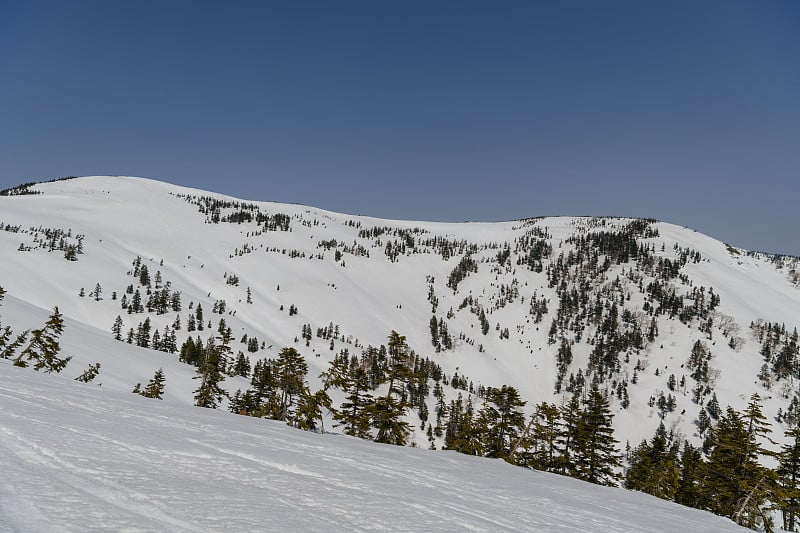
left=196, top=303, right=204, bottom=331
left=274, top=347, right=308, bottom=422
left=234, top=351, right=251, bottom=377
left=572, top=385, right=622, bottom=485
left=0, top=287, right=29, bottom=360
left=293, top=387, right=332, bottom=432
left=444, top=396, right=483, bottom=456
left=193, top=338, right=226, bottom=408
left=625, top=422, right=680, bottom=499
left=367, top=395, right=411, bottom=445
left=555, top=393, right=582, bottom=477
left=478, top=385, right=526, bottom=460
left=141, top=368, right=166, bottom=399
left=112, top=315, right=123, bottom=341
left=675, top=442, right=705, bottom=509
left=779, top=424, right=800, bottom=532
left=526, top=401, right=561, bottom=471
left=131, top=289, right=142, bottom=313
left=325, top=358, right=373, bottom=438
left=14, top=307, right=71, bottom=373
left=702, top=403, right=777, bottom=529
left=75, top=362, right=101, bottom=383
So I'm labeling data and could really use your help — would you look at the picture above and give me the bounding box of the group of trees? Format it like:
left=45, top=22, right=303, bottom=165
left=443, top=385, right=622, bottom=486
left=626, top=394, right=800, bottom=532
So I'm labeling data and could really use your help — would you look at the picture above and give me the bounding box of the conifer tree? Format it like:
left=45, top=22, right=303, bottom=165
left=702, top=403, right=777, bottom=528
left=555, top=393, right=582, bottom=477
left=293, top=387, right=332, bottom=432
left=526, top=401, right=561, bottom=471
left=75, top=362, right=101, bottom=383
left=14, top=307, right=71, bottom=373
left=233, top=351, right=251, bottom=377
left=112, top=315, right=123, bottom=341
left=274, top=347, right=308, bottom=422
left=324, top=358, right=373, bottom=438
left=367, top=395, right=411, bottom=445
left=0, top=287, right=29, bottom=361
left=779, top=424, right=800, bottom=532
left=444, top=396, right=483, bottom=456
left=572, top=385, right=622, bottom=485
left=141, top=368, right=166, bottom=399
left=196, top=303, right=204, bottom=331
left=367, top=331, right=415, bottom=445
left=625, top=422, right=680, bottom=499
left=478, top=385, right=526, bottom=460
left=675, top=442, right=705, bottom=509
left=193, top=338, right=226, bottom=408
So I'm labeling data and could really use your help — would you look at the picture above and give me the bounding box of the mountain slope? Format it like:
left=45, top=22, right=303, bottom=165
left=0, top=362, right=746, bottom=532
left=1, top=176, right=798, bottom=447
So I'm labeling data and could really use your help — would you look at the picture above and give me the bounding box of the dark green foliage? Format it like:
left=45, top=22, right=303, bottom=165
left=571, top=386, right=622, bottom=485
left=447, top=254, right=478, bottom=292
left=112, top=315, right=123, bottom=341
left=477, top=385, right=526, bottom=460
left=701, top=397, right=778, bottom=530
left=367, top=395, right=411, bottom=445
left=323, top=356, right=373, bottom=438
left=13, top=307, right=71, bottom=373
left=140, top=368, right=166, bottom=399
left=193, top=338, right=226, bottom=408
left=75, top=362, right=101, bottom=383
left=234, top=351, right=251, bottom=377
left=625, top=422, right=680, bottom=499
left=779, top=425, right=800, bottom=532
left=274, top=347, right=309, bottom=422
left=523, top=402, right=561, bottom=471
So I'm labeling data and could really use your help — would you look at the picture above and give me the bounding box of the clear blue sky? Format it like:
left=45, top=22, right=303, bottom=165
left=1, top=1, right=798, bottom=255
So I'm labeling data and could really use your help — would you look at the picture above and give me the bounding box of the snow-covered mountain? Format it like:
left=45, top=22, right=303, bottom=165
left=1, top=175, right=797, bottom=530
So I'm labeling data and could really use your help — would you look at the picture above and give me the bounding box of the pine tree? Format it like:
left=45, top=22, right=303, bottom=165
left=196, top=303, right=204, bottom=331
left=14, top=307, right=71, bottom=373
left=141, top=368, right=166, bottom=399
left=112, top=315, right=123, bottom=341
left=293, top=387, right=332, bottom=432
left=193, top=338, right=226, bottom=408
left=274, top=347, right=308, bottom=422
left=779, top=424, right=800, bottom=532
left=555, top=393, right=582, bottom=477
left=526, top=401, right=561, bottom=471
left=675, top=442, right=705, bottom=509
left=625, top=422, right=680, bottom=499
left=478, top=385, right=526, bottom=460
left=234, top=351, right=251, bottom=377
left=75, top=362, right=101, bottom=383
left=367, top=395, right=411, bottom=445
left=572, top=385, right=622, bottom=485
left=0, top=287, right=29, bottom=361
left=325, top=358, right=373, bottom=438
left=702, top=403, right=777, bottom=528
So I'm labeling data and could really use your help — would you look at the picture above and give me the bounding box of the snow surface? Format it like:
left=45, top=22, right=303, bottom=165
left=0, top=363, right=746, bottom=532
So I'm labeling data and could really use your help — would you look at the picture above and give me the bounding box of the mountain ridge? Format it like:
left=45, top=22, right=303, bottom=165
left=1, top=174, right=798, bottom=529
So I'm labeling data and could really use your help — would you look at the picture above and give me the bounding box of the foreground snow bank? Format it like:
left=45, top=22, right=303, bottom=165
left=0, top=364, right=743, bottom=532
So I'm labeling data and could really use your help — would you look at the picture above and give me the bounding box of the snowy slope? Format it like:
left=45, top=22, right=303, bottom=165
left=0, top=363, right=746, bottom=532
left=1, top=175, right=798, bottom=450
